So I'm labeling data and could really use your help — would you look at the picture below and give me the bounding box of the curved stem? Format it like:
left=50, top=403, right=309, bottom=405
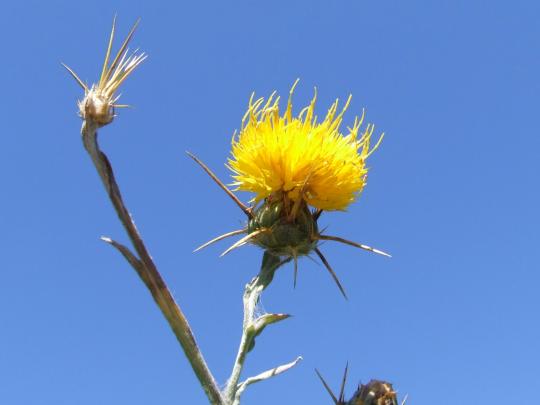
left=82, top=120, right=224, bottom=405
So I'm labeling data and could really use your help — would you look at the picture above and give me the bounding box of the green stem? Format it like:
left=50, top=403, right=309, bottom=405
left=224, top=252, right=285, bottom=402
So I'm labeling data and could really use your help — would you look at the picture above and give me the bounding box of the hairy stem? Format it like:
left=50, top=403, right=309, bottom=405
left=81, top=120, right=224, bottom=405
left=224, top=252, right=290, bottom=402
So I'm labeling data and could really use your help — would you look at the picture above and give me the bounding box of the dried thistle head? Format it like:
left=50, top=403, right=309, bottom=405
left=349, top=380, right=400, bottom=405
left=62, top=16, right=146, bottom=127
left=316, top=366, right=402, bottom=405
left=189, top=83, right=390, bottom=298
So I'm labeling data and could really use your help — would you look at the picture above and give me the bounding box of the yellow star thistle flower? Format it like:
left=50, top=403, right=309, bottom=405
left=188, top=83, right=389, bottom=299
left=62, top=16, right=146, bottom=127
left=229, top=81, right=383, bottom=212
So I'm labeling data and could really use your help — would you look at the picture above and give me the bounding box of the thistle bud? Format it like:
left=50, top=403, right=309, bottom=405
left=247, top=196, right=318, bottom=257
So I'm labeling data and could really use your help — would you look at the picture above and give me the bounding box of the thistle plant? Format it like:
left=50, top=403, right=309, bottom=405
left=64, top=17, right=398, bottom=405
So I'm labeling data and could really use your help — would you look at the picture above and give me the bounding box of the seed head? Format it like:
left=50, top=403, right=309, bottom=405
left=63, top=16, right=146, bottom=127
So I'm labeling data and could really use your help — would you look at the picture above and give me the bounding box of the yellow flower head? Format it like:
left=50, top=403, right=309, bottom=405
left=229, top=81, right=382, bottom=211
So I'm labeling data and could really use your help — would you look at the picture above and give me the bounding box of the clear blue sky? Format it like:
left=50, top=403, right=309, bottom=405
left=1, top=1, right=538, bottom=404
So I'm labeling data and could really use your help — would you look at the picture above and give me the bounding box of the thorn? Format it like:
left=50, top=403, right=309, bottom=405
left=314, top=248, right=348, bottom=299
left=315, top=369, right=339, bottom=405
left=338, top=362, right=349, bottom=402
left=186, top=151, right=252, bottom=219
left=99, top=15, right=117, bottom=88
left=401, top=393, right=409, bottom=405
left=193, top=229, right=246, bottom=252
left=313, top=209, right=323, bottom=221
left=316, top=235, right=391, bottom=257
left=102, top=17, right=141, bottom=86
left=61, top=62, right=89, bottom=92
left=220, top=229, right=268, bottom=257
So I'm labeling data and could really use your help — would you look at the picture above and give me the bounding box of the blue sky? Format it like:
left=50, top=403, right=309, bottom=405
left=1, top=0, right=539, bottom=404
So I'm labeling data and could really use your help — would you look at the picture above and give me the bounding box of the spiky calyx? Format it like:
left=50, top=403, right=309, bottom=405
left=247, top=196, right=318, bottom=257
left=189, top=152, right=389, bottom=298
